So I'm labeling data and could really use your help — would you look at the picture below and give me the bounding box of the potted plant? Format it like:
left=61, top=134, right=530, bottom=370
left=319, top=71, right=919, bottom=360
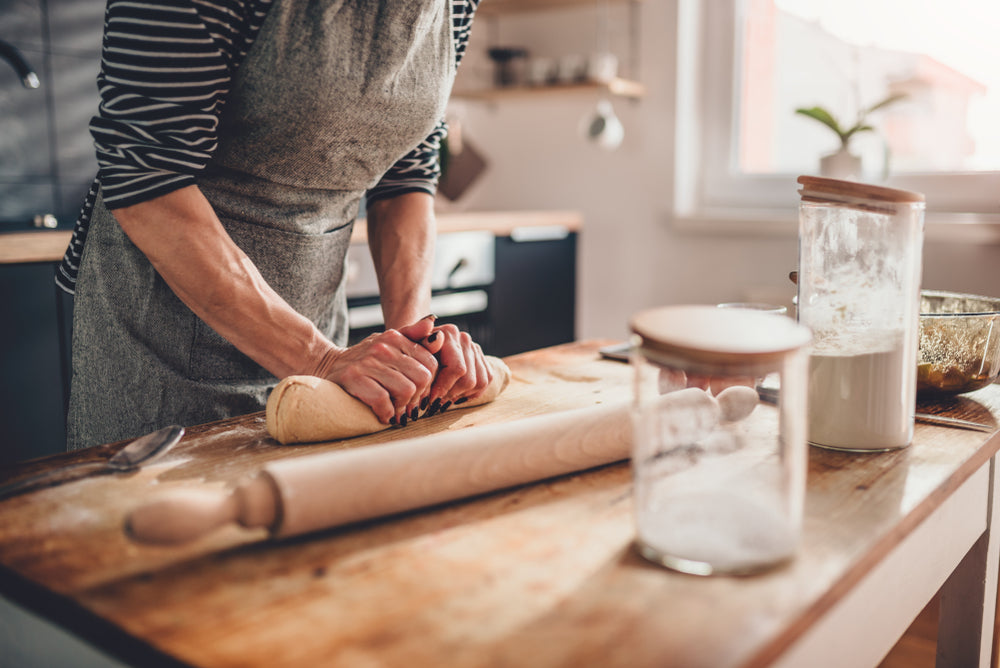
left=795, top=93, right=906, bottom=179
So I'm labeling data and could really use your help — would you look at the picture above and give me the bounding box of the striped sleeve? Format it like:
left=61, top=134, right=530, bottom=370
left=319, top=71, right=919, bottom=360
left=93, top=0, right=268, bottom=208
left=57, top=0, right=270, bottom=294
left=367, top=0, right=481, bottom=205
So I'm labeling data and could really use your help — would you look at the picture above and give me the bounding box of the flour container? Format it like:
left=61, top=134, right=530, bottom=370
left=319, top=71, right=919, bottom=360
left=630, top=305, right=812, bottom=575
left=796, top=176, right=925, bottom=451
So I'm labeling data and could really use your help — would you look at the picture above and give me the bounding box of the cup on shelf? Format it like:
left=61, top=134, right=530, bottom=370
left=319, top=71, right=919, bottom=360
left=557, top=54, right=586, bottom=84
left=487, top=46, right=528, bottom=87
left=585, top=52, right=618, bottom=84
left=527, top=57, right=556, bottom=86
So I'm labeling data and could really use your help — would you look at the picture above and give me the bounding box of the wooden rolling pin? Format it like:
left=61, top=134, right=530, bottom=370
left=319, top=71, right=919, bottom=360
left=266, top=356, right=511, bottom=444
left=126, top=399, right=632, bottom=545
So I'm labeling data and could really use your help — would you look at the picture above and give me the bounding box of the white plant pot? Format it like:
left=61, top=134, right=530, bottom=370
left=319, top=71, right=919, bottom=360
left=819, top=148, right=862, bottom=180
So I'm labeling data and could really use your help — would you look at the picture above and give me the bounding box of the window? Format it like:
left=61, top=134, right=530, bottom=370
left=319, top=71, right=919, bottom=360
left=676, top=0, right=1000, bottom=224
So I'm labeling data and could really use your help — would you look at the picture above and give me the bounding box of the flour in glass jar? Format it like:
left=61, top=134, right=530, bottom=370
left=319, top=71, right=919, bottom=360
left=807, top=330, right=913, bottom=451
left=637, top=488, right=796, bottom=573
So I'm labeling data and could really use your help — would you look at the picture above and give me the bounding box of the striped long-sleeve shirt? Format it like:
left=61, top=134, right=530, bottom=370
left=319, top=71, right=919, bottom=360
left=57, top=0, right=480, bottom=294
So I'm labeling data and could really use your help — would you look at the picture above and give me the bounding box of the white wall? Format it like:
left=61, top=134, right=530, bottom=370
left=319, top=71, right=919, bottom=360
left=447, top=1, right=1000, bottom=342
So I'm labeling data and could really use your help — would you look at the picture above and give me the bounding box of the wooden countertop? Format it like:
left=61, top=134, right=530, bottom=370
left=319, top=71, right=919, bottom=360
left=0, top=211, right=582, bottom=265
left=0, top=230, right=73, bottom=265
left=0, top=340, right=998, bottom=667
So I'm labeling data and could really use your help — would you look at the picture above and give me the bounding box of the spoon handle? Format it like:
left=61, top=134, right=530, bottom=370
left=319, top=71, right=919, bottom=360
left=914, top=412, right=996, bottom=433
left=0, top=462, right=108, bottom=501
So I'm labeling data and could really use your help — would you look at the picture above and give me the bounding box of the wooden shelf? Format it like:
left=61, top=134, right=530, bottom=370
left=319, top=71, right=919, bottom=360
left=476, top=0, right=642, bottom=16
left=453, top=77, right=645, bottom=102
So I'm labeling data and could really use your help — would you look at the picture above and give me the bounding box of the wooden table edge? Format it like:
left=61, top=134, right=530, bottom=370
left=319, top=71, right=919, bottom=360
left=746, top=426, right=1000, bottom=666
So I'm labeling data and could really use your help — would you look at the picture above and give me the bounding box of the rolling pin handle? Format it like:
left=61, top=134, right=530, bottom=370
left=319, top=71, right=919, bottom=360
left=234, top=473, right=281, bottom=531
left=125, top=474, right=279, bottom=545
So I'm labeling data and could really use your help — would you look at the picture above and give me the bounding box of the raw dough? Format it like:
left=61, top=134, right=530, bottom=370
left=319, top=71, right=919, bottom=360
left=266, top=356, right=512, bottom=444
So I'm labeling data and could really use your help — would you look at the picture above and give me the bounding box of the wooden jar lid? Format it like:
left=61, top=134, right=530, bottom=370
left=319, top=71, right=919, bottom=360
left=630, top=305, right=812, bottom=366
left=797, top=175, right=924, bottom=212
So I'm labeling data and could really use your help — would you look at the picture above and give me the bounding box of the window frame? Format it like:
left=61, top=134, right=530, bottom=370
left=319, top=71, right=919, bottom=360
left=673, top=0, right=1000, bottom=233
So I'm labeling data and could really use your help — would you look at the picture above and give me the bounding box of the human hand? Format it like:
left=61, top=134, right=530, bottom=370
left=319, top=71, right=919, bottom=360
left=415, top=323, right=493, bottom=416
left=314, top=315, right=439, bottom=425
left=659, top=369, right=755, bottom=396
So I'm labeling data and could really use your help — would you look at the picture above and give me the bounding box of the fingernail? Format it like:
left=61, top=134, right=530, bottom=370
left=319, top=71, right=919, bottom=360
left=430, top=398, right=442, bottom=413
left=420, top=397, right=429, bottom=410
left=389, top=416, right=397, bottom=426
left=423, top=313, right=437, bottom=321
left=440, top=401, right=452, bottom=413
left=455, top=397, right=469, bottom=405
left=410, top=406, right=419, bottom=421
left=427, top=332, right=438, bottom=343
left=400, top=414, right=408, bottom=427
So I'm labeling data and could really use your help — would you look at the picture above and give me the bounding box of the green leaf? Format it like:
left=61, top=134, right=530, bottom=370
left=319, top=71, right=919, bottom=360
left=795, top=106, right=844, bottom=137
left=864, top=93, right=907, bottom=115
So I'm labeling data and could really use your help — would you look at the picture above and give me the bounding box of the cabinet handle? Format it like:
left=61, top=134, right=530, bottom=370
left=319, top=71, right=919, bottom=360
left=510, top=225, right=570, bottom=242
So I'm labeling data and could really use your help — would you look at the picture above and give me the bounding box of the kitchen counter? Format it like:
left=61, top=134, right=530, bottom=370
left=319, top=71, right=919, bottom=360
left=0, top=230, right=73, bottom=265
left=1, top=340, right=999, bottom=667
left=0, top=211, right=582, bottom=264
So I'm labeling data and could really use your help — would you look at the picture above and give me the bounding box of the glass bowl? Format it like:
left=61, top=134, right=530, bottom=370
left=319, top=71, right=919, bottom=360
left=917, top=290, right=1000, bottom=397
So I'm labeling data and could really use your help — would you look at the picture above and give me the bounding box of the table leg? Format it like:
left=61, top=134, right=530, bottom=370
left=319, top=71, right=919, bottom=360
left=937, top=456, right=1000, bottom=667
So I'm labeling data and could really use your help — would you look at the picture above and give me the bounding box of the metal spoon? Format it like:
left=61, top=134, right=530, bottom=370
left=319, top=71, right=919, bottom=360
left=914, top=413, right=995, bottom=433
left=0, top=425, right=184, bottom=501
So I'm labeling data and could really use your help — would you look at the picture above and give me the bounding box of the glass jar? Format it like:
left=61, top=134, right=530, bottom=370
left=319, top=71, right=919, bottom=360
left=797, top=176, right=925, bottom=451
left=630, top=305, right=812, bottom=576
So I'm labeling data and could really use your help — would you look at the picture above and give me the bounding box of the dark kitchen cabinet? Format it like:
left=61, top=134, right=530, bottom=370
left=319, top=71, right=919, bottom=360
left=489, top=231, right=577, bottom=357
left=0, top=262, right=70, bottom=465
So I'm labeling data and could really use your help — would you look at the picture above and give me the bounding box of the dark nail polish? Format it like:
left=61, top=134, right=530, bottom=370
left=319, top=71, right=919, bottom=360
left=410, top=406, right=419, bottom=421
left=430, top=398, right=442, bottom=413
left=420, top=397, right=429, bottom=410
left=455, top=397, right=469, bottom=405
left=400, top=414, right=408, bottom=427
left=440, top=401, right=452, bottom=413
left=427, top=332, right=438, bottom=343
left=389, top=416, right=397, bottom=426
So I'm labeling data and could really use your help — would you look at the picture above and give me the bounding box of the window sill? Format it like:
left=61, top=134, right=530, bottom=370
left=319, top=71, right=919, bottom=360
left=672, top=210, right=1000, bottom=245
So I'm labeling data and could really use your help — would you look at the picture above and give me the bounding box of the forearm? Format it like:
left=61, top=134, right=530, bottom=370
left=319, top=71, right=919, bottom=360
left=366, top=191, right=435, bottom=330
left=112, top=185, right=337, bottom=379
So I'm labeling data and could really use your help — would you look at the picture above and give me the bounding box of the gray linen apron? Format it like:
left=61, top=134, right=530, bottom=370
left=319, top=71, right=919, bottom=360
left=67, top=0, right=455, bottom=449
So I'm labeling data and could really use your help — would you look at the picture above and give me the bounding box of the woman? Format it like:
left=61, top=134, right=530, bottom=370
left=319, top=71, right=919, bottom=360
left=57, top=0, right=490, bottom=449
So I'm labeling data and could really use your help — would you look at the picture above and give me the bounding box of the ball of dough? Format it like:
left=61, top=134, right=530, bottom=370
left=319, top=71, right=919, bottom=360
left=266, top=356, right=512, bottom=445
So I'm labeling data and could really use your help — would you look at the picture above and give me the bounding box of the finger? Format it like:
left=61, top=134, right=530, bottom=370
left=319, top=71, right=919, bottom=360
left=444, top=332, right=479, bottom=404
left=458, top=344, right=491, bottom=404
left=344, top=376, right=395, bottom=425
left=428, top=325, right=466, bottom=405
left=474, top=343, right=492, bottom=393
left=397, top=314, right=436, bottom=343
left=421, top=327, right=445, bottom=356
left=384, top=355, right=437, bottom=421
left=380, top=329, right=439, bottom=377
left=685, top=373, right=712, bottom=391
left=658, top=368, right=687, bottom=394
